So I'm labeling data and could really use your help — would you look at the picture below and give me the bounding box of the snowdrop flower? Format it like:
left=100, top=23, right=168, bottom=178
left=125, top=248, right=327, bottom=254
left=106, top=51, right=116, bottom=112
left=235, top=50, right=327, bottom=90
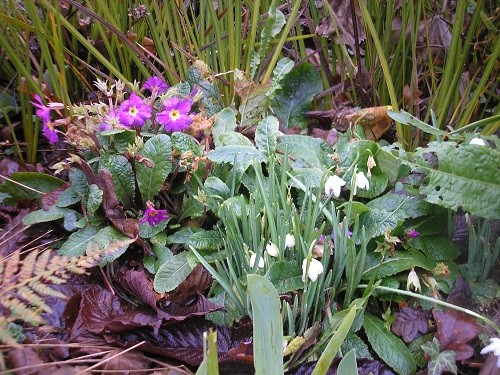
left=480, top=338, right=500, bottom=368
left=406, top=268, right=421, bottom=293
left=324, top=175, right=346, bottom=197
left=249, top=251, right=264, bottom=268
left=353, top=171, right=370, bottom=195
left=285, top=233, right=295, bottom=248
left=266, top=242, right=279, bottom=257
left=302, top=258, right=324, bottom=282
left=469, top=137, right=487, bottom=146
left=366, top=155, right=376, bottom=178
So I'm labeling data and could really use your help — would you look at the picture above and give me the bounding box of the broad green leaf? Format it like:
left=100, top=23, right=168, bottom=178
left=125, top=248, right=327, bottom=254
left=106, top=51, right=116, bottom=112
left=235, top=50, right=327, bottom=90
left=272, top=58, right=294, bottom=86
left=363, top=249, right=436, bottom=279
left=0, top=172, right=65, bottom=204
left=271, top=63, right=322, bottom=128
left=212, top=108, right=237, bottom=148
left=56, top=186, right=81, bottom=207
left=23, top=206, right=67, bottom=225
left=69, top=168, right=89, bottom=200
left=255, top=116, right=279, bottom=156
left=179, top=196, right=204, bottom=221
left=218, top=132, right=254, bottom=146
left=87, top=226, right=135, bottom=266
left=364, top=314, right=416, bottom=375
left=154, top=251, right=192, bottom=293
left=135, top=134, right=172, bottom=202
left=171, top=132, right=201, bottom=156
left=288, top=168, right=324, bottom=189
left=139, top=219, right=168, bottom=239
left=99, top=154, right=135, bottom=207
left=234, top=69, right=270, bottom=128
left=413, top=142, right=500, bottom=219
left=58, top=226, right=99, bottom=257
left=204, top=177, right=230, bottom=211
left=167, top=227, right=202, bottom=244
left=312, top=306, right=357, bottom=375
left=388, top=110, right=447, bottom=136
left=99, top=128, right=136, bottom=153
left=208, top=145, right=266, bottom=180
left=262, top=6, right=285, bottom=38
left=167, top=228, right=221, bottom=251
left=86, top=184, right=103, bottom=215
left=277, top=135, right=332, bottom=168
left=342, top=333, right=373, bottom=360
left=266, top=261, right=303, bottom=294
left=407, top=235, right=460, bottom=261
left=247, top=274, right=284, bottom=375
left=337, top=349, right=358, bottom=375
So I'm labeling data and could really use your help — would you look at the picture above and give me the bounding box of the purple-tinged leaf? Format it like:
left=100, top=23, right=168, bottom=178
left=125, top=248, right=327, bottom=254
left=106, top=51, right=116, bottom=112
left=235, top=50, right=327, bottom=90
left=392, top=307, right=431, bottom=343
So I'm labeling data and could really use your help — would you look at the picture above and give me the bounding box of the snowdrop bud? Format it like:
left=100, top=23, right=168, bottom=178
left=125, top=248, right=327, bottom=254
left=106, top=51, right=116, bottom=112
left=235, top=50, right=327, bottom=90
left=302, top=258, right=324, bottom=282
left=285, top=233, right=295, bottom=248
left=249, top=251, right=264, bottom=268
left=354, top=171, right=370, bottom=195
left=406, top=268, right=421, bottom=293
left=324, top=175, right=346, bottom=197
left=367, top=155, right=376, bottom=170
left=480, top=338, right=500, bottom=368
left=266, top=242, right=279, bottom=257
left=469, top=137, right=487, bottom=146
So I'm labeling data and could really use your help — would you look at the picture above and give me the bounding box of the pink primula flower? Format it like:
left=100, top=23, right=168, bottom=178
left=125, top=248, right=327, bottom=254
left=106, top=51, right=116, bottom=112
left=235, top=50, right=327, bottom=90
left=140, top=201, right=168, bottom=227
left=142, top=76, right=169, bottom=95
left=31, top=94, right=51, bottom=122
left=42, top=120, right=58, bottom=144
left=118, top=93, right=152, bottom=128
left=157, top=97, right=193, bottom=132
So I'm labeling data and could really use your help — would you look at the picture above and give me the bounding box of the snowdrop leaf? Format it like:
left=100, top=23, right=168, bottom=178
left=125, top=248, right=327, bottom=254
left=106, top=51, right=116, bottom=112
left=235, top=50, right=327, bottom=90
left=135, top=134, right=172, bottom=203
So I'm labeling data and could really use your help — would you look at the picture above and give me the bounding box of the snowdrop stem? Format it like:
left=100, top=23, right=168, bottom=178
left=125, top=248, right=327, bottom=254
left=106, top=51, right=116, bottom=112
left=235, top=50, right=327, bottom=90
left=357, top=284, right=500, bottom=333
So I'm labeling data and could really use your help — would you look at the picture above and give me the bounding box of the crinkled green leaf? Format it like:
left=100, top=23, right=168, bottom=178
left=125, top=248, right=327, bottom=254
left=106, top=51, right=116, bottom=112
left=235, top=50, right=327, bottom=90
left=413, top=142, right=500, bottom=219
left=154, top=251, right=192, bottom=293
left=135, top=134, right=172, bottom=203
left=271, top=63, right=322, bottom=128
left=99, top=128, right=136, bottom=153
left=23, top=206, right=67, bottom=225
left=363, top=249, right=436, bottom=280
left=180, top=196, right=204, bottom=221
left=364, top=314, right=416, bottom=375
left=342, top=333, right=372, bottom=360
left=171, top=132, right=201, bottom=156
left=255, top=116, right=279, bottom=156
left=69, top=168, right=90, bottom=200
left=168, top=228, right=222, bottom=251
left=407, top=235, right=460, bottom=261
left=266, top=261, right=302, bottom=294
left=87, top=226, right=134, bottom=266
left=56, top=186, right=81, bottom=207
left=86, top=184, right=103, bottom=215
left=0, top=172, right=65, bottom=204
left=212, top=108, right=237, bottom=148
left=139, top=219, right=168, bottom=239
left=272, top=58, right=294, bottom=86
left=277, top=135, right=332, bottom=168
left=208, top=145, right=266, bottom=180
left=218, top=131, right=254, bottom=146
left=99, top=154, right=135, bottom=206
left=203, top=177, right=230, bottom=212
left=63, top=210, right=79, bottom=231
left=58, top=226, right=99, bottom=257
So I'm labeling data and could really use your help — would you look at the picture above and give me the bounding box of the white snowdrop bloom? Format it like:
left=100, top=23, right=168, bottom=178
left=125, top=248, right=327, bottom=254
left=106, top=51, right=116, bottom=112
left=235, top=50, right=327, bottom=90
left=324, top=175, right=346, bottom=197
left=354, top=171, right=370, bottom=195
left=481, top=338, right=500, bottom=368
left=302, top=258, right=324, bottom=282
left=285, top=233, right=295, bottom=248
left=406, top=268, right=421, bottom=293
left=469, top=137, right=487, bottom=146
left=249, top=251, right=264, bottom=268
left=266, top=242, right=279, bottom=257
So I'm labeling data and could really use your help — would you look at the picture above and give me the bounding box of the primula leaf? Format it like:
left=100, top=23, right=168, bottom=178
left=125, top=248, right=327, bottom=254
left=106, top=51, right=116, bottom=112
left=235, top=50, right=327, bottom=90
left=58, top=226, right=99, bottom=257
left=218, top=132, right=254, bottom=146
left=413, top=142, right=500, bottom=219
left=22, top=206, right=68, bottom=225
left=180, top=196, right=204, bottom=221
left=212, top=108, right=237, bottom=148
left=288, top=168, right=324, bottom=189
left=99, top=154, right=135, bottom=207
left=0, top=172, right=65, bottom=204
left=208, top=145, right=266, bottom=180
left=266, top=261, right=303, bottom=294
left=56, top=186, right=81, bottom=207
left=171, top=132, right=201, bottom=156
left=169, top=229, right=222, bottom=251
left=154, top=252, right=193, bottom=293
left=203, top=177, right=230, bottom=212
left=271, top=63, right=323, bottom=128
left=364, top=314, right=416, bottom=375
left=363, top=249, right=436, bottom=279
left=255, top=116, right=279, bottom=156
left=69, top=168, right=90, bottom=200
left=135, top=134, right=172, bottom=203
left=86, top=184, right=103, bottom=215
left=277, top=135, right=332, bottom=168
left=407, top=235, right=460, bottom=261
left=88, top=226, right=135, bottom=266
left=234, top=69, right=270, bottom=127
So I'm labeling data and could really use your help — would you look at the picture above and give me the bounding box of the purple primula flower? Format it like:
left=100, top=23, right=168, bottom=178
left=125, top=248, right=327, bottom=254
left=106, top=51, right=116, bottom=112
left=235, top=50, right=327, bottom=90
left=140, top=201, right=168, bottom=227
left=118, top=93, right=152, bottom=128
left=31, top=94, right=51, bottom=122
left=157, top=97, right=193, bottom=132
left=406, top=229, right=420, bottom=238
left=99, top=109, right=121, bottom=131
left=142, top=76, right=169, bottom=95
left=42, top=120, right=58, bottom=144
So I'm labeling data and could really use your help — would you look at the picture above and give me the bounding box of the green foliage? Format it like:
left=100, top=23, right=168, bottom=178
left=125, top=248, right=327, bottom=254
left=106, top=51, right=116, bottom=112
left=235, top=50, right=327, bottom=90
left=0, top=172, right=65, bottom=205
left=99, top=154, right=135, bottom=207
left=135, top=134, right=172, bottom=203
left=337, top=349, right=358, bottom=375
left=363, top=250, right=436, bottom=280
left=422, top=338, right=457, bottom=375
left=248, top=274, right=284, bottom=375
left=154, top=252, right=192, bottom=293
left=364, top=314, right=416, bottom=375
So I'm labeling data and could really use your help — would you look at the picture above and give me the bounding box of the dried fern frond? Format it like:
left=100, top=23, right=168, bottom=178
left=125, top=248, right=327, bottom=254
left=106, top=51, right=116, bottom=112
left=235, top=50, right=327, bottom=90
left=0, top=248, right=102, bottom=346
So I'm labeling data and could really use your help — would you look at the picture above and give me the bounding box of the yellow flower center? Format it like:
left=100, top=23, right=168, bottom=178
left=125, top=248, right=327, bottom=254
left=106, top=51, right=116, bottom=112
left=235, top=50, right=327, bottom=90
left=129, top=106, right=138, bottom=116
left=169, top=109, right=180, bottom=121
left=47, top=121, right=54, bottom=130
